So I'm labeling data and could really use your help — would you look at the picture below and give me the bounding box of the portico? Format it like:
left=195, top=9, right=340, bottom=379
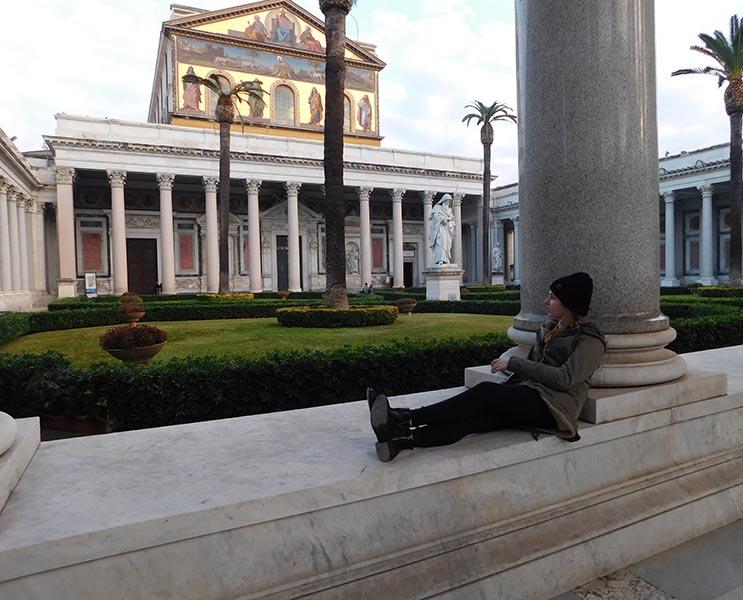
left=45, top=114, right=483, bottom=297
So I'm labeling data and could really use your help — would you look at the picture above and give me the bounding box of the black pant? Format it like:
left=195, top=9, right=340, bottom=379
left=408, top=382, right=557, bottom=447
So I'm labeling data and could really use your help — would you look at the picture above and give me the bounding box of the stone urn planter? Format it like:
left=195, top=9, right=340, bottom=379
left=100, top=325, right=168, bottom=364
left=278, top=290, right=290, bottom=300
left=104, top=341, right=166, bottom=364
left=395, top=297, right=418, bottom=315
left=118, top=292, right=146, bottom=327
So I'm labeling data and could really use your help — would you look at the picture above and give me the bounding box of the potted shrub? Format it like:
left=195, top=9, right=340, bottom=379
left=118, top=292, right=146, bottom=327
left=100, top=324, right=168, bottom=363
left=278, top=290, right=290, bottom=300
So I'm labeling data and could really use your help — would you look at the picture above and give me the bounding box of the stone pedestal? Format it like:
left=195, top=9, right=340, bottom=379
left=424, top=265, right=462, bottom=300
left=513, top=0, right=683, bottom=387
left=0, top=416, right=39, bottom=514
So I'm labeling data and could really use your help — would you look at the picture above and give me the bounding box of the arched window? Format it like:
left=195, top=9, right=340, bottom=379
left=274, top=85, right=295, bottom=126
left=343, top=96, right=352, bottom=133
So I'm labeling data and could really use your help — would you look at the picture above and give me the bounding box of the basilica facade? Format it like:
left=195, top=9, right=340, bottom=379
left=0, top=0, right=485, bottom=311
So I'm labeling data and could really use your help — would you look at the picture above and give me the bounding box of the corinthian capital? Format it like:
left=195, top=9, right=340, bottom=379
left=358, top=186, right=372, bottom=202
left=107, top=170, right=127, bottom=188
left=391, top=188, right=406, bottom=203
left=202, top=176, right=218, bottom=192
left=452, top=192, right=464, bottom=206
left=156, top=173, right=175, bottom=190
left=284, top=181, right=302, bottom=196
left=247, top=179, right=262, bottom=194
left=54, top=167, right=76, bottom=185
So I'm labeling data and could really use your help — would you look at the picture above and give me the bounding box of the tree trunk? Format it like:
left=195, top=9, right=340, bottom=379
left=481, top=141, right=492, bottom=286
left=322, top=5, right=349, bottom=308
left=730, top=113, right=743, bottom=286
left=218, top=119, right=231, bottom=294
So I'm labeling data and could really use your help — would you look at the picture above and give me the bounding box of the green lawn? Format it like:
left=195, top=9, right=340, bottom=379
left=1, top=314, right=512, bottom=368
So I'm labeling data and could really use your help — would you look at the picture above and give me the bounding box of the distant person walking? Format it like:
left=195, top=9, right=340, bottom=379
left=368, top=272, right=606, bottom=461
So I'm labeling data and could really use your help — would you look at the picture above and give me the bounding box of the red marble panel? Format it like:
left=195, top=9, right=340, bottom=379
left=180, top=233, right=194, bottom=271
left=82, top=232, right=102, bottom=271
left=372, top=238, right=384, bottom=269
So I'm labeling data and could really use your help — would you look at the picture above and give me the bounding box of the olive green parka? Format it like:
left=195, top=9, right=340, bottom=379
left=507, top=321, right=606, bottom=440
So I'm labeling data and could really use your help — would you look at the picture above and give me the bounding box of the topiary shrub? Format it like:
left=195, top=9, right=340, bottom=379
left=276, top=305, right=398, bottom=327
left=395, top=297, right=418, bottom=314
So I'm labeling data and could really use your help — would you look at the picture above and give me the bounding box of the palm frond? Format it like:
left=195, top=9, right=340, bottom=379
left=182, top=73, right=223, bottom=96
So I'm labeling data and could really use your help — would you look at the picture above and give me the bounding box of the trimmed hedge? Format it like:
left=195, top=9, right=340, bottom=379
left=694, top=286, right=743, bottom=297
left=276, top=305, right=398, bottom=327
left=670, top=312, right=743, bottom=353
left=0, top=313, right=31, bottom=346
left=0, top=334, right=511, bottom=431
left=414, top=300, right=521, bottom=315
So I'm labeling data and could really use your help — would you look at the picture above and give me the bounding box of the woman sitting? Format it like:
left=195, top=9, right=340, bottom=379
left=369, top=272, right=606, bottom=461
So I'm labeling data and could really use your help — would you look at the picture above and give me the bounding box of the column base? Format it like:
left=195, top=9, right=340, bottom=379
left=660, top=278, right=681, bottom=287
left=507, top=326, right=688, bottom=387
left=424, top=266, right=463, bottom=301
left=491, top=273, right=505, bottom=285
left=697, top=277, right=718, bottom=286
left=57, top=278, right=77, bottom=298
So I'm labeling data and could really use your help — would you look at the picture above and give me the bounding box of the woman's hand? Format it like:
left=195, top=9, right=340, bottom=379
left=490, top=356, right=510, bottom=373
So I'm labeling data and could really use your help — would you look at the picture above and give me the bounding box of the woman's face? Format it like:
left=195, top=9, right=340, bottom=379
left=544, top=290, right=569, bottom=320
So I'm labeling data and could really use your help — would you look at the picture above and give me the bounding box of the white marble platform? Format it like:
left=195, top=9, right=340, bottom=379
left=0, top=348, right=742, bottom=599
left=0, top=417, right=39, bottom=513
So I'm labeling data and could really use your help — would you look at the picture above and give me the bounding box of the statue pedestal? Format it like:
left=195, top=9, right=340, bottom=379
left=424, top=265, right=463, bottom=301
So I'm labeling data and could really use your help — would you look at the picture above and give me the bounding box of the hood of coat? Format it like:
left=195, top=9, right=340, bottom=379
left=543, top=320, right=607, bottom=350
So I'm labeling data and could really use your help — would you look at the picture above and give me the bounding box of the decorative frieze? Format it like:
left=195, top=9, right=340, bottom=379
left=125, top=215, right=160, bottom=229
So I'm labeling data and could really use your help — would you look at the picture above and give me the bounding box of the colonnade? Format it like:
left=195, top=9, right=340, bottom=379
left=0, top=178, right=44, bottom=296
left=53, top=167, right=469, bottom=296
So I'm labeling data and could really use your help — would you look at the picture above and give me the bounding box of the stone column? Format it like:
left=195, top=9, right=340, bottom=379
left=452, top=193, right=464, bottom=268
left=422, top=191, right=435, bottom=269
left=0, top=180, right=12, bottom=292
left=203, top=176, right=219, bottom=293
left=512, top=216, right=521, bottom=284
left=514, top=0, right=685, bottom=386
left=54, top=167, right=77, bottom=297
left=30, top=201, right=47, bottom=292
left=698, top=184, right=717, bottom=285
left=661, top=191, right=679, bottom=287
left=358, top=186, right=373, bottom=287
left=391, top=188, right=405, bottom=287
left=17, top=197, right=29, bottom=290
left=157, top=173, right=176, bottom=294
left=285, top=182, right=302, bottom=292
left=493, top=219, right=505, bottom=285
left=7, top=191, right=21, bottom=291
left=108, top=170, right=128, bottom=294
left=247, top=179, right=263, bottom=292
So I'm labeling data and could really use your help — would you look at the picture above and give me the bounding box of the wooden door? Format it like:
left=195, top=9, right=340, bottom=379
left=126, top=238, right=158, bottom=295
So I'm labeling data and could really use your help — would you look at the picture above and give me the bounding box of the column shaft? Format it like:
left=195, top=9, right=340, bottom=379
left=699, top=185, right=716, bottom=285
left=108, top=170, right=128, bottom=294
left=452, top=193, right=464, bottom=268
left=7, top=193, right=21, bottom=290
left=661, top=192, right=679, bottom=286
left=391, top=189, right=405, bottom=287
left=359, top=187, right=373, bottom=287
left=54, top=168, right=77, bottom=297
left=422, top=191, right=434, bottom=269
left=247, top=179, right=263, bottom=292
left=17, top=199, right=29, bottom=290
left=157, top=174, right=176, bottom=294
left=513, top=217, right=521, bottom=283
left=204, top=177, right=219, bottom=293
left=0, top=184, right=11, bottom=291
left=30, top=202, right=46, bottom=292
left=286, top=182, right=302, bottom=292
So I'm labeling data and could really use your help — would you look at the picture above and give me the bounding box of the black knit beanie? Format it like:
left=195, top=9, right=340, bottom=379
left=549, top=272, right=593, bottom=317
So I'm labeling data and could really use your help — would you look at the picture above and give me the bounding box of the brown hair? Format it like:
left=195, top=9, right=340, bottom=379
left=544, top=313, right=586, bottom=343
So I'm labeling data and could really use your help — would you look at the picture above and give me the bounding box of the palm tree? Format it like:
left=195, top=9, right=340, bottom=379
left=463, top=101, right=517, bottom=286
left=673, top=16, right=743, bottom=286
left=181, top=72, right=262, bottom=294
left=319, top=0, right=354, bottom=309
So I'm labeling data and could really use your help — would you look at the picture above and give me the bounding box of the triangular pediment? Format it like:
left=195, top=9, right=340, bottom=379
left=166, top=0, right=382, bottom=66
left=261, top=199, right=322, bottom=222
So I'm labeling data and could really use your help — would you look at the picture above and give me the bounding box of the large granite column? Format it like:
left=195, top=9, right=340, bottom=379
left=247, top=179, right=263, bottom=293
left=391, top=188, right=405, bottom=287
left=7, top=191, right=21, bottom=291
left=452, top=193, right=464, bottom=269
left=17, top=197, right=29, bottom=290
left=422, top=191, right=435, bottom=269
left=157, top=173, right=176, bottom=294
left=514, top=0, right=685, bottom=386
left=358, top=186, right=373, bottom=287
left=54, top=167, right=77, bottom=297
left=0, top=180, right=12, bottom=292
left=512, top=216, right=521, bottom=284
left=285, top=182, right=302, bottom=292
left=661, top=191, right=680, bottom=287
left=698, top=184, right=717, bottom=285
left=203, top=176, right=219, bottom=293
left=108, top=170, right=128, bottom=294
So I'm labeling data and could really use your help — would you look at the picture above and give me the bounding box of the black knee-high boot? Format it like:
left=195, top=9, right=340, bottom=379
left=370, top=394, right=414, bottom=462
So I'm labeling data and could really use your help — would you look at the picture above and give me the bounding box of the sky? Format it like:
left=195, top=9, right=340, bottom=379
left=1, top=0, right=741, bottom=186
